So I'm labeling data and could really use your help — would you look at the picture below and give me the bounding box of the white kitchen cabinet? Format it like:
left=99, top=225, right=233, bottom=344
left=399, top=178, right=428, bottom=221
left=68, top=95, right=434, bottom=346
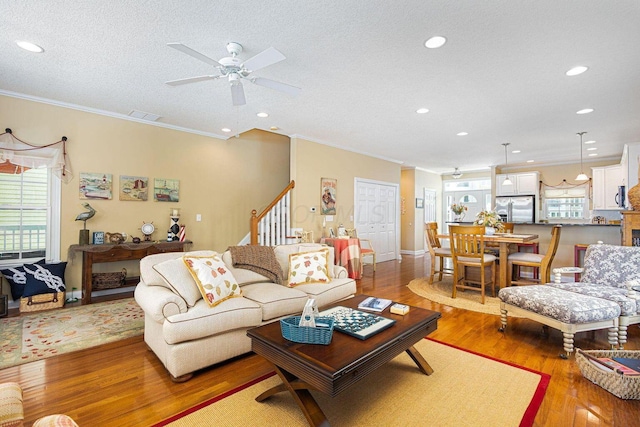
left=496, top=172, right=539, bottom=196
left=592, top=165, right=623, bottom=210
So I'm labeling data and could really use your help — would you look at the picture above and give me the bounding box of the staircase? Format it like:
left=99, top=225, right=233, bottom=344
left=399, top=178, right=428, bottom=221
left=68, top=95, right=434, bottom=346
left=250, top=180, right=295, bottom=245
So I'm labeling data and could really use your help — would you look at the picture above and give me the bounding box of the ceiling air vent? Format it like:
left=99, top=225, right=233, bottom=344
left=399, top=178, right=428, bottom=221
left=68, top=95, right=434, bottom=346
left=128, top=110, right=161, bottom=121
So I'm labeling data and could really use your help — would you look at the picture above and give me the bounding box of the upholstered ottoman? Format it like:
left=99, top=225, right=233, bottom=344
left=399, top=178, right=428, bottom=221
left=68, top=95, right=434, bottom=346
left=498, top=286, right=620, bottom=358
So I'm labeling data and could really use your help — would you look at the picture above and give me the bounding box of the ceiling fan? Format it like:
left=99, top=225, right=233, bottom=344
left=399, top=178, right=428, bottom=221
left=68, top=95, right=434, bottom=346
left=165, top=42, right=301, bottom=106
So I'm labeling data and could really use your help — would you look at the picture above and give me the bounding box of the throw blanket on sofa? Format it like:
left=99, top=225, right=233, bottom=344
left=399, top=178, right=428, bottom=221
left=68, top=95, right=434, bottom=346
left=228, top=246, right=284, bottom=284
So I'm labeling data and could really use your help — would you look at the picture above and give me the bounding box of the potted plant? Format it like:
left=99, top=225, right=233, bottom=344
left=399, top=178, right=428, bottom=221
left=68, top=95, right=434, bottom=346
left=450, top=203, right=467, bottom=221
left=474, top=210, right=505, bottom=234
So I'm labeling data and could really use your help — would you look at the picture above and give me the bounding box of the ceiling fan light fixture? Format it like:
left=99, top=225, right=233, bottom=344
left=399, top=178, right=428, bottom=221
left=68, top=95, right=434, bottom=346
left=452, top=167, right=463, bottom=179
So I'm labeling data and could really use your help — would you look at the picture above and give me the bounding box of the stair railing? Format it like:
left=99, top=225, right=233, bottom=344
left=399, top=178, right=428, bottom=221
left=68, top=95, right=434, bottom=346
left=250, top=180, right=295, bottom=245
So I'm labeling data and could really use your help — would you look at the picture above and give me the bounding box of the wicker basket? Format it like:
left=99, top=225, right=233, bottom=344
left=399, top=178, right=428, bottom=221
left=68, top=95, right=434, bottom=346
left=92, top=268, right=127, bottom=290
left=576, top=349, right=640, bottom=399
left=628, top=184, right=640, bottom=211
left=280, top=316, right=335, bottom=345
left=20, top=291, right=65, bottom=313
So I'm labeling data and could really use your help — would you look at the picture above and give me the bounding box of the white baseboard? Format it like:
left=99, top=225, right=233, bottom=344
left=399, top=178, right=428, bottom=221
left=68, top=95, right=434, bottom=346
left=401, top=249, right=425, bottom=256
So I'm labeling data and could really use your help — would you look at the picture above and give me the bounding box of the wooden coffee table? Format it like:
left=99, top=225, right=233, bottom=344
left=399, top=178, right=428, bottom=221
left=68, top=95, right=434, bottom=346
left=246, top=295, right=441, bottom=426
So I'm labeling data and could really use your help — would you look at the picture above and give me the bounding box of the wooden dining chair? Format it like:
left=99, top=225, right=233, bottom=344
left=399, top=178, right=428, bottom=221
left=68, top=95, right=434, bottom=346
left=508, top=225, right=562, bottom=285
left=425, top=222, right=452, bottom=284
left=449, top=224, right=497, bottom=304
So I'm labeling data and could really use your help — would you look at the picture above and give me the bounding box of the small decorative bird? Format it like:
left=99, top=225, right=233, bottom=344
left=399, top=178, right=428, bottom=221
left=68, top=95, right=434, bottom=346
left=75, top=203, right=96, bottom=230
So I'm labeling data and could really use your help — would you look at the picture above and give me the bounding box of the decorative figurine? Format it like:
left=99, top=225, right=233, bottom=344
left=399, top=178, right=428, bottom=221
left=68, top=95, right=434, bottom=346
left=141, top=221, right=155, bottom=241
left=75, top=203, right=96, bottom=245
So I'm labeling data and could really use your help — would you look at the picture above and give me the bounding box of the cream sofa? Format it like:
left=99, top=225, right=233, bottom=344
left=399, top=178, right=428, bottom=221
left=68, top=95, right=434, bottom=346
left=134, top=243, right=356, bottom=381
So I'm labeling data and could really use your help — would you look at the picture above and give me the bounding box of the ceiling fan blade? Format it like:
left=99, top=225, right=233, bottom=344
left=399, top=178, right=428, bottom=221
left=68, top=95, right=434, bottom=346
left=251, top=77, right=301, bottom=96
left=167, top=43, right=222, bottom=67
left=241, top=47, right=286, bottom=72
left=230, top=82, right=246, bottom=106
left=165, top=75, right=221, bottom=86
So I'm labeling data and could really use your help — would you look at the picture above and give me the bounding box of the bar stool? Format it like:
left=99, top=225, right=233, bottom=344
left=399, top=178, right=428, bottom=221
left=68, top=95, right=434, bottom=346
left=515, top=242, right=539, bottom=280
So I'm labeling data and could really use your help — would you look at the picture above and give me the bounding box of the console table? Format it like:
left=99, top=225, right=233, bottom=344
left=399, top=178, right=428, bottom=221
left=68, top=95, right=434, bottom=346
left=69, top=240, right=192, bottom=304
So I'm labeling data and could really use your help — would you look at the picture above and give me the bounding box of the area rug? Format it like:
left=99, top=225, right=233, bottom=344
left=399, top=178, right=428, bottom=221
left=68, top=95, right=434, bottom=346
left=407, top=276, right=516, bottom=316
left=0, top=299, right=144, bottom=370
left=155, top=338, right=550, bottom=427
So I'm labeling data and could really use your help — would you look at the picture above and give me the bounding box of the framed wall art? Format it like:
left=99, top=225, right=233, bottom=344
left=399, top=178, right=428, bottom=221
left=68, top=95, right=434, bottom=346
left=79, top=172, right=113, bottom=200
left=154, top=178, right=180, bottom=202
left=120, top=175, right=148, bottom=201
left=321, top=177, right=337, bottom=215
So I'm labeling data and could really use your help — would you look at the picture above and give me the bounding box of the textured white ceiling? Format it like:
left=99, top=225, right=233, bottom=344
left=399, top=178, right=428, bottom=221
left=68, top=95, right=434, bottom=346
left=1, top=1, right=639, bottom=174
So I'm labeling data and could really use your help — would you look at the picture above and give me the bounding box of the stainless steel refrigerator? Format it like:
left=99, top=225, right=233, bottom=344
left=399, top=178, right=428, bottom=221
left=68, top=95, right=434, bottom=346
left=495, top=195, right=535, bottom=223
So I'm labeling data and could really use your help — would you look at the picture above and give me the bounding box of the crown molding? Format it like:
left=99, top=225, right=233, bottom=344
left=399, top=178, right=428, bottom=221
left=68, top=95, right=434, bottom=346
left=0, top=90, right=228, bottom=140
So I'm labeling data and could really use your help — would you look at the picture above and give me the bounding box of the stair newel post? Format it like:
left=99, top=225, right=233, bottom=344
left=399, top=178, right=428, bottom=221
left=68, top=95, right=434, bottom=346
left=250, top=209, right=259, bottom=245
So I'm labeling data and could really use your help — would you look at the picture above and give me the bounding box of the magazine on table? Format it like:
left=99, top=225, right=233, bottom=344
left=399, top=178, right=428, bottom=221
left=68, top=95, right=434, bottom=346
left=357, top=297, right=393, bottom=312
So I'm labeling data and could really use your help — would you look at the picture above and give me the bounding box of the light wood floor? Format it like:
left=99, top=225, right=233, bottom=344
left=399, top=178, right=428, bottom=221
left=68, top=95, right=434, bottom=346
left=1, top=255, right=639, bottom=426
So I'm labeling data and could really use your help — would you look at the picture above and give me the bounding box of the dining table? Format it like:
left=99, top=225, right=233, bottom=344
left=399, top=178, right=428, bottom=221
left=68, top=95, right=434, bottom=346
left=438, top=232, right=539, bottom=288
left=320, top=237, right=362, bottom=279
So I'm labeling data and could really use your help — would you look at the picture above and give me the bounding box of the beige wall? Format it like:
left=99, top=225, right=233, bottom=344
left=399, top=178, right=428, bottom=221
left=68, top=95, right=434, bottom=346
left=1, top=95, right=290, bottom=291
left=401, top=168, right=442, bottom=254
left=290, top=137, right=401, bottom=240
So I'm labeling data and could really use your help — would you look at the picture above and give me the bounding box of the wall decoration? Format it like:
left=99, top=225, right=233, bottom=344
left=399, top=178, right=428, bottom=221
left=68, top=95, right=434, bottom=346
left=79, top=172, right=113, bottom=199
left=119, top=175, right=148, bottom=201
left=321, top=177, right=337, bottom=215
left=416, top=198, right=424, bottom=209
left=154, top=178, right=180, bottom=202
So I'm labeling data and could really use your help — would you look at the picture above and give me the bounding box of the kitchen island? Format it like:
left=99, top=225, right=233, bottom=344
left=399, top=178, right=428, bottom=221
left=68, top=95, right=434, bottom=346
left=512, top=222, right=620, bottom=274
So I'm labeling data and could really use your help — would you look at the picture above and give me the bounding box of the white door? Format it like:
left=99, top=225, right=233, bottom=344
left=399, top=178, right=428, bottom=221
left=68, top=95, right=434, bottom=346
left=355, top=179, right=399, bottom=262
left=424, top=189, right=437, bottom=223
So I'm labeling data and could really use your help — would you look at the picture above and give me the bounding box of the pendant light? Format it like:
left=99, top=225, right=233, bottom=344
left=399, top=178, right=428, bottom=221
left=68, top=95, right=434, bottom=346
left=575, top=131, right=588, bottom=181
left=452, top=167, right=463, bottom=179
left=502, top=143, right=513, bottom=186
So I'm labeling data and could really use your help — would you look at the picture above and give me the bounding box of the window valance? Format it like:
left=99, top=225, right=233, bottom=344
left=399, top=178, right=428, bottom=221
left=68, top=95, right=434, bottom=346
left=541, top=179, right=590, bottom=199
left=0, top=128, right=73, bottom=183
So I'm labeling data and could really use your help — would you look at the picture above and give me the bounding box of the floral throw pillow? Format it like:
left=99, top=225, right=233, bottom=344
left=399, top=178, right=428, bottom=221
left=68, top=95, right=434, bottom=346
left=183, top=255, right=241, bottom=307
left=287, top=249, right=330, bottom=287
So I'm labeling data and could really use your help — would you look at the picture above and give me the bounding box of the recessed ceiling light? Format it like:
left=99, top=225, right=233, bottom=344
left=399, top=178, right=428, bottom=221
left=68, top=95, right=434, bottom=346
left=16, top=40, right=44, bottom=53
left=456, top=132, right=468, bottom=136
left=512, top=150, right=521, bottom=154
left=588, top=153, right=598, bottom=157
left=584, top=140, right=596, bottom=144
left=576, top=108, right=594, bottom=115
left=424, top=36, right=447, bottom=49
left=256, top=112, right=269, bottom=118
left=566, top=66, right=588, bottom=76
left=221, top=128, right=231, bottom=133
left=526, top=160, right=535, bottom=163
left=587, top=147, right=597, bottom=151
left=416, top=108, right=429, bottom=114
